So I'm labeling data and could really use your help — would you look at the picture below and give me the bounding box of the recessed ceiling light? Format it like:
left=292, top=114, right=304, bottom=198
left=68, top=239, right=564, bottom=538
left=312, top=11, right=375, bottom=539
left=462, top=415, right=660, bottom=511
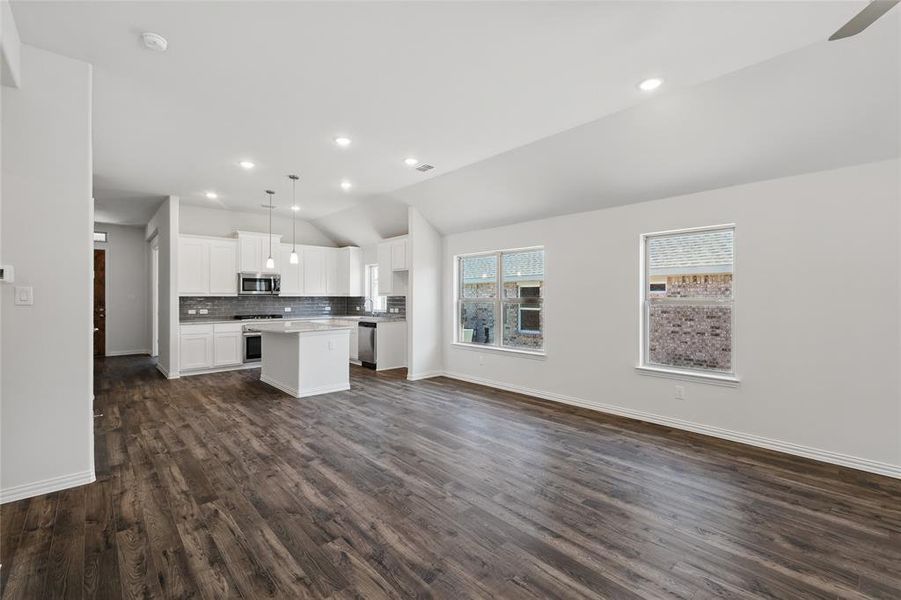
left=141, top=32, right=168, bottom=52
left=334, top=136, right=352, bottom=147
left=340, top=180, right=352, bottom=191
left=638, top=77, right=663, bottom=92
left=205, top=191, right=218, bottom=199
left=239, top=160, right=255, bottom=169
left=291, top=205, right=300, bottom=212
left=404, top=157, right=419, bottom=166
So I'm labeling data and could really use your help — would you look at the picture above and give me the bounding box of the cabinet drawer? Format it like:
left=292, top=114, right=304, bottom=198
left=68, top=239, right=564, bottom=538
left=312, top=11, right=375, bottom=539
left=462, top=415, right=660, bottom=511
left=213, top=323, right=243, bottom=334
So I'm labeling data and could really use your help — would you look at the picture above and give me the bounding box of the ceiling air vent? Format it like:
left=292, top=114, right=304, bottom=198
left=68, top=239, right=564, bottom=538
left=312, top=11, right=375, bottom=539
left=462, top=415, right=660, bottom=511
left=416, top=163, right=435, bottom=172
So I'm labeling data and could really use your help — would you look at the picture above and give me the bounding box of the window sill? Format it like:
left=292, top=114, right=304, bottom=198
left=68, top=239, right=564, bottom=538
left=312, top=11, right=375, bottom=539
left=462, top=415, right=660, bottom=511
left=635, top=365, right=740, bottom=387
left=451, top=342, right=546, bottom=359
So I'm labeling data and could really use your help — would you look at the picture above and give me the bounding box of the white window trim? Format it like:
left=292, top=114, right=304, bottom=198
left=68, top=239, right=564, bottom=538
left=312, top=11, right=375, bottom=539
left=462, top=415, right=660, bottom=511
left=365, top=264, right=386, bottom=313
left=454, top=246, right=546, bottom=356
left=638, top=224, right=739, bottom=385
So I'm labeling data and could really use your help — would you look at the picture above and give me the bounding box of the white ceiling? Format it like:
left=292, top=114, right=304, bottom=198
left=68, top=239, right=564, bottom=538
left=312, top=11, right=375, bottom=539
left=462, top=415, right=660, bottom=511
left=10, top=1, right=869, bottom=230
left=393, top=10, right=900, bottom=234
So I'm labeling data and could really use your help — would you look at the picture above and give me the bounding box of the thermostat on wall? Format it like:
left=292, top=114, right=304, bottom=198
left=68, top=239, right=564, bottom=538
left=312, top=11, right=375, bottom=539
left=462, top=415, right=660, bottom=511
left=0, top=265, right=13, bottom=283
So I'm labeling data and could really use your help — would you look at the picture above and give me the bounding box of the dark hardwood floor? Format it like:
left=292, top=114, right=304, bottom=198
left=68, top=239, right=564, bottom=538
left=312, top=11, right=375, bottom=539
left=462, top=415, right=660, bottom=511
left=1, top=356, right=899, bottom=599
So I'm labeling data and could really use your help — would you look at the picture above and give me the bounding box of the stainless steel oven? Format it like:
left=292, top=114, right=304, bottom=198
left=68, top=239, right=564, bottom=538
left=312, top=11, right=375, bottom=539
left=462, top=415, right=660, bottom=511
left=238, top=272, right=280, bottom=295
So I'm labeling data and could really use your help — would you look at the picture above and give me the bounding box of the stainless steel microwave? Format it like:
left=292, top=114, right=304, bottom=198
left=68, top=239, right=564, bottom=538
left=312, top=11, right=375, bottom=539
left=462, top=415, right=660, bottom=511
left=238, top=272, right=280, bottom=295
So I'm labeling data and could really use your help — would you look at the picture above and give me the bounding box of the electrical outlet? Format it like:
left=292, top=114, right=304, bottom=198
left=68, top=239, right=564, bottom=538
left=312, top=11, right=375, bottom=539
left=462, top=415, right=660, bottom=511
left=328, top=340, right=335, bottom=350
left=284, top=307, right=292, bottom=312
left=325, top=306, right=331, bottom=311
left=199, top=309, right=208, bottom=315
left=187, top=309, right=197, bottom=315
left=355, top=306, right=361, bottom=311
left=478, top=354, right=485, bottom=366
left=674, top=385, right=685, bottom=401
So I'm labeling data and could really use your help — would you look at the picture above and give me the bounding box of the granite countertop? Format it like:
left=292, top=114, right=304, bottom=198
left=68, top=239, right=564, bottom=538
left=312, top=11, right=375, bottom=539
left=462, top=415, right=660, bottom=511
left=180, top=315, right=405, bottom=325
left=244, top=321, right=354, bottom=334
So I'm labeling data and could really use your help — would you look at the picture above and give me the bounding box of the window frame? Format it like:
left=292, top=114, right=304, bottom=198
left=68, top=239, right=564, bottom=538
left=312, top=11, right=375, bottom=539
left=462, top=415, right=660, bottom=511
left=365, top=264, right=387, bottom=313
left=93, top=231, right=108, bottom=243
left=454, top=246, right=546, bottom=356
left=638, top=224, right=739, bottom=385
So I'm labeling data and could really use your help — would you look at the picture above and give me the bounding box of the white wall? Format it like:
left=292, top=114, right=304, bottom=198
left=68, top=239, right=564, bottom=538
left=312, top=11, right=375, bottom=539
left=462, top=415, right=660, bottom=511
left=442, top=159, right=901, bottom=476
left=94, top=223, right=149, bottom=355
left=407, top=207, right=443, bottom=379
left=1, top=45, right=95, bottom=501
left=180, top=204, right=336, bottom=246
left=146, top=196, right=179, bottom=378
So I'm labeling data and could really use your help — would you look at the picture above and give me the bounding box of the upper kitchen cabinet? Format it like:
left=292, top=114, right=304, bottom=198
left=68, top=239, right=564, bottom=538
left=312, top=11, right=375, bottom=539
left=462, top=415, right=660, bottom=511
left=237, top=231, right=281, bottom=274
left=279, top=243, right=304, bottom=296
left=302, top=245, right=327, bottom=296
left=391, top=238, right=409, bottom=271
left=334, top=247, right=362, bottom=296
left=178, top=235, right=238, bottom=296
left=377, top=236, right=408, bottom=296
left=208, top=239, right=238, bottom=295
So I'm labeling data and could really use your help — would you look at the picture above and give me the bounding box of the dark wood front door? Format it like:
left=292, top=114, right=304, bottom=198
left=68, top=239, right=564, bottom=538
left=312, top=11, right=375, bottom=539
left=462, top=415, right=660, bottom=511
left=94, top=249, right=106, bottom=356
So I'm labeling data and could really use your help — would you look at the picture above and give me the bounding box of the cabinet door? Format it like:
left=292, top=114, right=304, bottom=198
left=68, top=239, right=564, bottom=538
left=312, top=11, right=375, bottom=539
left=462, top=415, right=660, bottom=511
left=279, top=244, right=303, bottom=295
left=180, top=333, right=213, bottom=370
left=349, top=326, right=359, bottom=361
left=346, top=247, right=362, bottom=296
left=238, top=236, right=261, bottom=273
left=377, top=242, right=394, bottom=296
left=303, top=246, right=326, bottom=295
left=213, top=332, right=242, bottom=366
left=209, top=240, right=238, bottom=295
left=391, top=239, right=408, bottom=271
left=325, top=248, right=339, bottom=296
left=178, top=238, right=210, bottom=295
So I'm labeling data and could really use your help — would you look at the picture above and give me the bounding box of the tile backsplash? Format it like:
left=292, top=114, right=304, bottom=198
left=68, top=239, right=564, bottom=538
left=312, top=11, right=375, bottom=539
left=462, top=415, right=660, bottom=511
left=180, top=296, right=406, bottom=321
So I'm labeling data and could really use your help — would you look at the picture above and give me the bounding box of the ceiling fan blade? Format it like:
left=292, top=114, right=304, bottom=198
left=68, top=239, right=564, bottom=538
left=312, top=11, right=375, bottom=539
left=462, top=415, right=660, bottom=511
left=829, top=0, right=900, bottom=40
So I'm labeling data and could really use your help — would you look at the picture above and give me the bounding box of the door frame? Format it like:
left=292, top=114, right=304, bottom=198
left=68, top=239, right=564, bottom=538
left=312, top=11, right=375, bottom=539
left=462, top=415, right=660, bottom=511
left=94, top=247, right=107, bottom=357
left=151, top=240, right=159, bottom=357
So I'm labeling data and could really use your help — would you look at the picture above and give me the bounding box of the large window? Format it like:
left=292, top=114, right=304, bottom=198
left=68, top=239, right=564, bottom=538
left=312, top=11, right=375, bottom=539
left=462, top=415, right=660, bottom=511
left=456, top=247, right=544, bottom=352
left=641, top=226, right=734, bottom=377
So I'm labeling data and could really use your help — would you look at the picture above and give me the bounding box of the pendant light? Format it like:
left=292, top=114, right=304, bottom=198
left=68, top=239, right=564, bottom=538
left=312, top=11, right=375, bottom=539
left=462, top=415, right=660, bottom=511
left=288, top=174, right=300, bottom=264
left=264, top=190, right=275, bottom=270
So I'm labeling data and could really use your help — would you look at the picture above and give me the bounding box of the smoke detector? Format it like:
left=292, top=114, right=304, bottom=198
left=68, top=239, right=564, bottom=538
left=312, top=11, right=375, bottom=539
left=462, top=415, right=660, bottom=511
left=142, top=32, right=168, bottom=52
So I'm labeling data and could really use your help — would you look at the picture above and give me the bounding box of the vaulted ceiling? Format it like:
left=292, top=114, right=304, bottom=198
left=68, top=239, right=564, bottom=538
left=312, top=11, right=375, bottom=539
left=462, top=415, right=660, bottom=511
left=10, top=1, right=884, bottom=244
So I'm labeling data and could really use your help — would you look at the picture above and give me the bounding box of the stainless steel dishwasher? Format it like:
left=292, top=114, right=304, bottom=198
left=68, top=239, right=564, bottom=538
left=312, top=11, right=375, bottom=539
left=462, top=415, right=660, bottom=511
left=358, top=322, right=377, bottom=369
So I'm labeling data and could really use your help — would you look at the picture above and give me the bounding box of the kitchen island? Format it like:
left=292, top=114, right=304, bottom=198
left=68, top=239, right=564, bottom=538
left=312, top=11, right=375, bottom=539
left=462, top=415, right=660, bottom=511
left=246, top=321, right=353, bottom=398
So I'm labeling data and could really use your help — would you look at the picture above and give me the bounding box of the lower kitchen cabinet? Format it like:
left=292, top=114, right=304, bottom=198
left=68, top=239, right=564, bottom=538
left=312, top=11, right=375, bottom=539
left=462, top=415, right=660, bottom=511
left=212, top=324, right=243, bottom=366
left=180, top=323, right=244, bottom=372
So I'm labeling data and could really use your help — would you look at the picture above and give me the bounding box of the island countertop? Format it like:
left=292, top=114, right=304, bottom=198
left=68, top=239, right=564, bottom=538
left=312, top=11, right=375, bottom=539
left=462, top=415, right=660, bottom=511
left=245, top=321, right=354, bottom=334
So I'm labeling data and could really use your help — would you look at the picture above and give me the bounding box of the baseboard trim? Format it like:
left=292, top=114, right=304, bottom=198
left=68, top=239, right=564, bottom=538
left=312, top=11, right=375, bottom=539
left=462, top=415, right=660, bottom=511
left=407, top=370, right=444, bottom=381
left=1, top=470, right=96, bottom=504
left=260, top=375, right=349, bottom=398
left=180, top=363, right=260, bottom=377
left=440, top=371, right=901, bottom=480
left=260, top=374, right=300, bottom=397
left=105, top=349, right=151, bottom=357
left=155, top=362, right=179, bottom=380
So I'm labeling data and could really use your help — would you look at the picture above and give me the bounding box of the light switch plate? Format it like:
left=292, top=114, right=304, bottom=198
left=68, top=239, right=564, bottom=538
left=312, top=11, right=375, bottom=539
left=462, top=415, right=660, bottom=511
left=284, top=307, right=292, bottom=312
left=199, top=309, right=208, bottom=315
left=14, top=286, right=33, bottom=306
left=187, top=309, right=197, bottom=315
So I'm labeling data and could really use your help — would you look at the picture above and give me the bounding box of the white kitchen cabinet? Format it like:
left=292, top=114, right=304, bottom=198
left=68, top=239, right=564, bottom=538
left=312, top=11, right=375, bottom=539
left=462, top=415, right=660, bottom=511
left=377, top=238, right=407, bottom=296
left=279, top=243, right=304, bottom=296
left=325, top=247, right=339, bottom=296
left=178, top=237, right=210, bottom=295
left=209, top=239, right=238, bottom=295
left=212, top=323, right=243, bottom=366
left=179, top=236, right=238, bottom=296
left=179, top=324, right=214, bottom=371
left=303, top=246, right=326, bottom=295
left=335, top=247, right=362, bottom=296
left=349, top=324, right=359, bottom=361
left=391, top=238, right=408, bottom=271
left=237, top=231, right=281, bottom=274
